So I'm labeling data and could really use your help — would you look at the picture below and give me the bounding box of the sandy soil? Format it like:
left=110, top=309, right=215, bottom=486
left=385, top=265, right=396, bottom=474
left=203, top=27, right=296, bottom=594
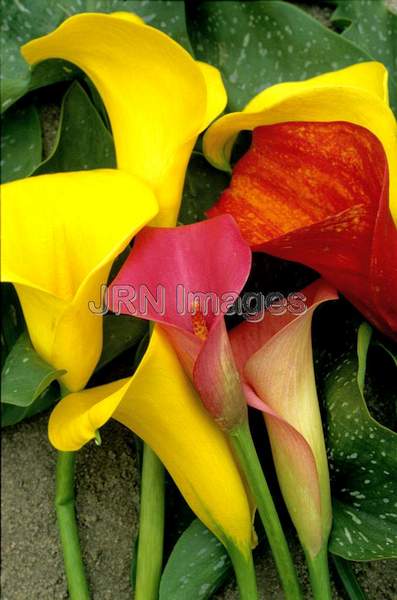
left=2, top=413, right=396, bottom=599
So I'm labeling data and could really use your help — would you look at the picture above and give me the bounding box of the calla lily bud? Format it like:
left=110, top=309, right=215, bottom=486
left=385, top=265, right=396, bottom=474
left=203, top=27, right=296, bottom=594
left=230, top=279, right=338, bottom=558
left=194, top=317, right=247, bottom=431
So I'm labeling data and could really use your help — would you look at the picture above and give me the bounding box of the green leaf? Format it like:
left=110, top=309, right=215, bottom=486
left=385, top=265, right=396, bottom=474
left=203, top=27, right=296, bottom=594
left=332, top=0, right=397, bottom=111
left=1, top=333, right=65, bottom=408
left=179, top=152, right=230, bottom=224
left=186, top=0, right=371, bottom=110
left=375, top=341, right=397, bottom=367
left=0, top=0, right=60, bottom=111
left=0, top=284, right=25, bottom=367
left=84, top=76, right=111, bottom=129
left=1, top=382, right=60, bottom=428
left=0, top=103, right=42, bottom=182
left=30, top=59, right=82, bottom=93
left=123, top=0, right=192, bottom=52
left=326, top=324, right=397, bottom=560
left=332, top=555, right=368, bottom=600
left=159, top=519, right=231, bottom=600
left=356, top=322, right=372, bottom=395
left=35, top=81, right=115, bottom=174
left=96, top=314, right=148, bottom=371
left=0, top=0, right=191, bottom=112
left=133, top=332, right=150, bottom=371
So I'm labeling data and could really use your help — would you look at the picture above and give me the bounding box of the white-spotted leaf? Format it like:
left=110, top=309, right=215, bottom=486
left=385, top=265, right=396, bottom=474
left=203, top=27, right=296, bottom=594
left=332, top=0, right=397, bottom=110
left=179, top=152, right=230, bottom=225
left=186, top=0, right=372, bottom=111
left=1, top=0, right=191, bottom=111
left=1, top=103, right=42, bottom=182
left=2, top=383, right=59, bottom=428
left=159, top=519, right=231, bottom=599
left=326, top=324, right=397, bottom=560
left=1, top=332, right=64, bottom=409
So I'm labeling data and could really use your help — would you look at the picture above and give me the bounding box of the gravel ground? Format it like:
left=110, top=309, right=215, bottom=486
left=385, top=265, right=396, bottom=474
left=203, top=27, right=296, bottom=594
left=2, top=412, right=396, bottom=599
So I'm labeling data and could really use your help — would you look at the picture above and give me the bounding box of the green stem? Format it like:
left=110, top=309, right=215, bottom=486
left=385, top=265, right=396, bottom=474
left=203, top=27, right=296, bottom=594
left=229, top=420, right=302, bottom=600
left=134, top=443, right=165, bottom=600
left=55, top=451, right=90, bottom=600
left=305, top=546, right=332, bottom=600
left=226, top=542, right=258, bottom=600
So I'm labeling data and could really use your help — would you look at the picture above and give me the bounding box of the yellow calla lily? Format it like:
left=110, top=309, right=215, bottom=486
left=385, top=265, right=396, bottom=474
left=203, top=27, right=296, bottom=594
left=15, top=12, right=255, bottom=581
left=22, top=12, right=227, bottom=226
left=0, top=170, right=158, bottom=392
left=48, top=326, right=254, bottom=560
left=203, top=62, right=397, bottom=221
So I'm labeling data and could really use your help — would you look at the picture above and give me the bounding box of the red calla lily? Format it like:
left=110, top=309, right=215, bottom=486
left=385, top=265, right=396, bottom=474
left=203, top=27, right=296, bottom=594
left=207, top=121, right=397, bottom=340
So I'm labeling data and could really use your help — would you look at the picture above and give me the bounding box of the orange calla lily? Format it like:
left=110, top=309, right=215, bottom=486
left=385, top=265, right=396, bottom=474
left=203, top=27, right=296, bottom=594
left=204, top=62, right=396, bottom=221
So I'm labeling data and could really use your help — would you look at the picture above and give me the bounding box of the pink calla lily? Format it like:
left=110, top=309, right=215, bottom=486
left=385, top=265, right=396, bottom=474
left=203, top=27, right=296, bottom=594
left=107, top=214, right=324, bottom=596
left=108, top=214, right=252, bottom=429
left=230, top=279, right=338, bottom=558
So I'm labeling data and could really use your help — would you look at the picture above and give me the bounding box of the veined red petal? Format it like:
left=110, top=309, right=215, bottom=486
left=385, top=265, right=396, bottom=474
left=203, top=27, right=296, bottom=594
left=370, top=170, right=397, bottom=335
left=207, top=121, right=397, bottom=340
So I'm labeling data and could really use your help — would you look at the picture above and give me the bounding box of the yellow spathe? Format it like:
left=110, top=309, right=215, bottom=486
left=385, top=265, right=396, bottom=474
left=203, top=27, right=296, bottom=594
left=22, top=12, right=227, bottom=226
left=203, top=62, right=397, bottom=221
left=17, top=12, right=253, bottom=560
left=0, top=170, right=158, bottom=391
left=49, top=327, right=254, bottom=555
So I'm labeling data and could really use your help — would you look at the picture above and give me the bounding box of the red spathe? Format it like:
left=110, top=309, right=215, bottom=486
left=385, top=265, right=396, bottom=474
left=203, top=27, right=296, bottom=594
left=208, top=121, right=397, bottom=340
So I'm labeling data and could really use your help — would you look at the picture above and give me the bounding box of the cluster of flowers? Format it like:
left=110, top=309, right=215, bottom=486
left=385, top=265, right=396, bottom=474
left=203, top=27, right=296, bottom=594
left=1, top=11, right=396, bottom=600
